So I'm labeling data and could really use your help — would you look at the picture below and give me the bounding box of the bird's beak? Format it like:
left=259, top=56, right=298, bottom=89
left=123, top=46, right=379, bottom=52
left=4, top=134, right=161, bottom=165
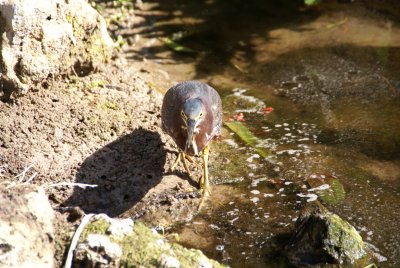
left=185, top=119, right=196, bottom=153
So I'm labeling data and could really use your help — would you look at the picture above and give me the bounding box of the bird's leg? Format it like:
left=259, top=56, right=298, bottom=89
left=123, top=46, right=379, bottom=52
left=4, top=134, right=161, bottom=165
left=199, top=145, right=210, bottom=197
left=184, top=154, right=194, bottom=163
left=181, top=151, right=191, bottom=176
left=170, top=151, right=182, bottom=172
left=171, top=151, right=192, bottom=176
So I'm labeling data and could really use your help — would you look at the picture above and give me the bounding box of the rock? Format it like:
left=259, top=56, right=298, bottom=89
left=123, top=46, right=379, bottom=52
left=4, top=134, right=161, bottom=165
left=106, top=217, right=134, bottom=237
left=75, top=234, right=122, bottom=267
left=73, top=214, right=226, bottom=268
left=67, top=206, right=85, bottom=222
left=159, top=254, right=180, bottom=268
left=286, top=202, right=366, bottom=265
left=0, top=185, right=55, bottom=267
left=0, top=0, right=113, bottom=101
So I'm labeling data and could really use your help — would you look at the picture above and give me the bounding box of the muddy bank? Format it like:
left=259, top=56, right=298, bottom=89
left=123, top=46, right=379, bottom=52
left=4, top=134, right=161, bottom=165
left=1, top=0, right=399, bottom=267
left=0, top=55, right=206, bottom=266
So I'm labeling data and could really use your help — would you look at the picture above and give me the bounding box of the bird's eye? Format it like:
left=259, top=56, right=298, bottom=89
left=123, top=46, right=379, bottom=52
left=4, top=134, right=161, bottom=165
left=181, top=111, right=185, bottom=117
left=199, top=112, right=203, bottom=117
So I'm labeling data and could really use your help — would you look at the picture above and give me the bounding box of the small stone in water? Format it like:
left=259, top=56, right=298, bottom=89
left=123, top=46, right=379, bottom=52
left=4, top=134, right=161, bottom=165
left=250, top=190, right=260, bottom=195
left=209, top=224, right=220, bottom=230
left=297, top=193, right=318, bottom=202
left=216, top=245, right=224, bottom=251
left=275, top=124, right=282, bottom=127
left=250, top=197, right=259, bottom=203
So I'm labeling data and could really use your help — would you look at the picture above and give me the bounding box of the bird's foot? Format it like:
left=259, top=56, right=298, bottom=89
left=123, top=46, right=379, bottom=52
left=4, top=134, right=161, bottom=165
left=181, top=152, right=192, bottom=176
left=198, top=182, right=210, bottom=210
left=171, top=151, right=193, bottom=177
left=170, top=152, right=181, bottom=172
left=199, top=175, right=210, bottom=197
left=184, top=153, right=194, bottom=163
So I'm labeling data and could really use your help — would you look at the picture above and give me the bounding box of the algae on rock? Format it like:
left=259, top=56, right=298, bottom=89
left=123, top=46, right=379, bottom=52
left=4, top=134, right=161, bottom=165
left=74, top=214, right=226, bottom=268
left=0, top=0, right=113, bottom=101
left=286, top=202, right=366, bottom=265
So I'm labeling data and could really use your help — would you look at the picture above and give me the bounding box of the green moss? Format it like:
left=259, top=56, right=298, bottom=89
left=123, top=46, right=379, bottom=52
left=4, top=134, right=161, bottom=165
left=79, top=218, right=110, bottom=242
left=77, top=219, right=226, bottom=267
left=113, top=221, right=162, bottom=267
left=90, top=80, right=106, bottom=88
left=325, top=214, right=365, bottom=259
left=66, top=11, right=112, bottom=66
left=307, top=177, right=346, bottom=205
left=100, top=100, right=119, bottom=111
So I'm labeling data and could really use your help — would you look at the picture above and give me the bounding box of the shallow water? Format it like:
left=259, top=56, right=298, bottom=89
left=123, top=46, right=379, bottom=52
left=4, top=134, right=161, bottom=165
left=135, top=0, right=400, bottom=266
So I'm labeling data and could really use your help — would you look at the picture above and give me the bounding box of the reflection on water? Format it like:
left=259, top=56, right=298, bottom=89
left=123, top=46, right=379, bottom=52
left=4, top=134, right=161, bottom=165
left=171, top=20, right=399, bottom=268
left=173, top=78, right=399, bottom=266
left=136, top=0, right=400, bottom=266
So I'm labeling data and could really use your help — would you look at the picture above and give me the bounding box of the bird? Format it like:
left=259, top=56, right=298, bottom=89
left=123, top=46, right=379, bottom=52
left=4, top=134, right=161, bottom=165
left=161, top=81, right=222, bottom=197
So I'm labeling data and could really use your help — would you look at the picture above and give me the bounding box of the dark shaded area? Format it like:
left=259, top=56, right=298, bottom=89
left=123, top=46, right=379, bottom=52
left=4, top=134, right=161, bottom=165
left=318, top=127, right=400, bottom=160
left=64, top=128, right=166, bottom=217
left=120, top=0, right=319, bottom=76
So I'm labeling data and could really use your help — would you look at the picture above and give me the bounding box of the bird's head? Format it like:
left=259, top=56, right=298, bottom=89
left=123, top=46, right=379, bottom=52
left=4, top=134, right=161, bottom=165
left=181, top=98, right=204, bottom=154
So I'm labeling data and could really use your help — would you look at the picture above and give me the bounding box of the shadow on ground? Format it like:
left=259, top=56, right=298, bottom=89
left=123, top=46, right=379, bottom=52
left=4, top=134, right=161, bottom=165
left=64, top=128, right=166, bottom=217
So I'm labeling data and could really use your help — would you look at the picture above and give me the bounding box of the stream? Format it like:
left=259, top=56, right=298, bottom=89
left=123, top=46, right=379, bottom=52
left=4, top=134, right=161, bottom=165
left=128, top=0, right=400, bottom=266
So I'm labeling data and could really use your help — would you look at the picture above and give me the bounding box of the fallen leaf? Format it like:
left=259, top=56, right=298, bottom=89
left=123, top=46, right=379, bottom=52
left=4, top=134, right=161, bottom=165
left=261, top=107, right=274, bottom=115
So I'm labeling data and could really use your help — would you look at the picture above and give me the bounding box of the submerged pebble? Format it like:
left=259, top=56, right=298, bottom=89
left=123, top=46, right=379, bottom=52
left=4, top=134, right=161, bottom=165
left=297, top=193, right=318, bottom=202
left=250, top=190, right=260, bottom=195
left=250, top=197, right=260, bottom=203
left=216, top=245, right=225, bottom=251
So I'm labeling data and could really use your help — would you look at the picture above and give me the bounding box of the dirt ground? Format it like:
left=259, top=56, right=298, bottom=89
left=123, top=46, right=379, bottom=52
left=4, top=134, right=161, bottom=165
left=2, top=0, right=399, bottom=266
left=0, top=1, right=214, bottom=266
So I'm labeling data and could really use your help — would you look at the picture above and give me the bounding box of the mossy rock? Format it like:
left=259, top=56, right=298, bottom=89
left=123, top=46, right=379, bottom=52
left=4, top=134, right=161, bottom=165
left=74, top=215, right=227, bottom=268
left=286, top=202, right=366, bottom=266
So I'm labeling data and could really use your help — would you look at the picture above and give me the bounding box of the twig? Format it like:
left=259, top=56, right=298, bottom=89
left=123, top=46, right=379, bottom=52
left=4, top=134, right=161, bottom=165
left=15, top=163, right=35, bottom=183
left=4, top=163, right=37, bottom=189
left=47, top=182, right=98, bottom=189
left=23, top=172, right=38, bottom=184
left=64, top=214, right=94, bottom=268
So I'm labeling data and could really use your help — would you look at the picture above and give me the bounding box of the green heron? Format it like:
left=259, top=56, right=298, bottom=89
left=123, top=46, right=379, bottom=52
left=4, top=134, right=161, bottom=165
left=161, top=81, right=222, bottom=196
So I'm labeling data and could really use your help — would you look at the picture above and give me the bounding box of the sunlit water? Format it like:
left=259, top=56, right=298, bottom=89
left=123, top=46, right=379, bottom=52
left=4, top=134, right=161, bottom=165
left=174, top=81, right=399, bottom=266
left=133, top=1, right=400, bottom=266
left=168, top=12, right=399, bottom=268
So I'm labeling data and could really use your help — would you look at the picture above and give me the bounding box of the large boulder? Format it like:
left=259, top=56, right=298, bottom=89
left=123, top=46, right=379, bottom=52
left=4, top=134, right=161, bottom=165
left=0, top=185, right=55, bottom=267
left=0, top=0, right=113, bottom=101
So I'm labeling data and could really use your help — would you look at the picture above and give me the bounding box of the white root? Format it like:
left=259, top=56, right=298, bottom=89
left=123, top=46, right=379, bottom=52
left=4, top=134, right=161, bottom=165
left=47, top=182, right=98, bottom=189
left=64, top=213, right=95, bottom=268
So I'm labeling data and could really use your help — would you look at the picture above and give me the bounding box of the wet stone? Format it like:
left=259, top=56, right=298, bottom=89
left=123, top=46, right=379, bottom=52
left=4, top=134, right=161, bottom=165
left=285, top=202, right=366, bottom=265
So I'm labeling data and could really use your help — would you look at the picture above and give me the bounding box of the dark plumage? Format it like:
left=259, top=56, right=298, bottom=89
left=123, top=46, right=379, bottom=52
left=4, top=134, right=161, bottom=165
left=161, top=81, right=222, bottom=156
left=161, top=81, right=222, bottom=197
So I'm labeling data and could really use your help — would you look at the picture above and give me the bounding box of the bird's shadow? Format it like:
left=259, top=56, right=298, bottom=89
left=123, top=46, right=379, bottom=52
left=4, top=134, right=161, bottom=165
left=63, top=128, right=167, bottom=217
